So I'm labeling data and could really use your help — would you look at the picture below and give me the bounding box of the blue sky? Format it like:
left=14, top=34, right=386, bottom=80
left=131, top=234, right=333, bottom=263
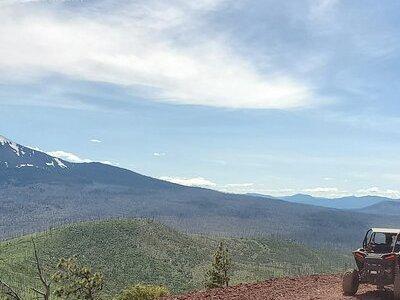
left=1, top=0, right=400, bottom=198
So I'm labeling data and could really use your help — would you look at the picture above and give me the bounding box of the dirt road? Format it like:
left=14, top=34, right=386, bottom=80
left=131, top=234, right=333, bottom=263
left=164, top=275, right=394, bottom=300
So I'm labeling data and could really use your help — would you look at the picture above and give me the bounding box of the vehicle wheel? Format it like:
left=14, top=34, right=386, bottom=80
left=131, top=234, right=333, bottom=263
left=342, top=270, right=359, bottom=296
left=394, top=274, right=400, bottom=300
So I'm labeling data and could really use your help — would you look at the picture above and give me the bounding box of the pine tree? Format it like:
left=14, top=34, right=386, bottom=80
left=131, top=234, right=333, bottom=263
left=205, top=242, right=232, bottom=289
left=52, top=257, right=104, bottom=299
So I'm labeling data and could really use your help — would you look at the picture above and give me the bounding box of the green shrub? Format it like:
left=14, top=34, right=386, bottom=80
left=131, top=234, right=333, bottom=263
left=116, top=284, right=170, bottom=300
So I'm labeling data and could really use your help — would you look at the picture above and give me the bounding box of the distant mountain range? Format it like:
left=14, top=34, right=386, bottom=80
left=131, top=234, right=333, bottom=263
left=355, top=201, right=400, bottom=215
left=247, top=193, right=397, bottom=210
left=1, top=135, right=400, bottom=249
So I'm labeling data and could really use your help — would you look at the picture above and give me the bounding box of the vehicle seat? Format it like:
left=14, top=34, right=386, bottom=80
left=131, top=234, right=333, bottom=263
left=371, top=243, right=391, bottom=253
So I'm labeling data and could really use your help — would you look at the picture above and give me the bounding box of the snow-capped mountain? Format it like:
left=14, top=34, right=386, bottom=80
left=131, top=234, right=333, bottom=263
left=0, top=134, right=175, bottom=187
left=0, top=135, right=70, bottom=170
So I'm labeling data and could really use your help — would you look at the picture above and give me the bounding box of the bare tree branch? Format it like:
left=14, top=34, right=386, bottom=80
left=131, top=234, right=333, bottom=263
left=31, top=239, right=51, bottom=300
left=0, top=279, right=22, bottom=300
left=31, top=287, right=46, bottom=296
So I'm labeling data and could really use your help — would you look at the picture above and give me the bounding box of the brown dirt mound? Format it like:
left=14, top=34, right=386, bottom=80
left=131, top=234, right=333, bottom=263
left=164, top=275, right=394, bottom=300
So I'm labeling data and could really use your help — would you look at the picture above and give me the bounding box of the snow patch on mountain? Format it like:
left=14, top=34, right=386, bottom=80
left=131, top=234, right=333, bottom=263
left=54, top=158, right=67, bottom=168
left=9, top=142, right=22, bottom=156
left=0, top=135, right=23, bottom=156
left=0, top=135, right=10, bottom=145
left=0, top=135, right=70, bottom=170
left=16, top=164, right=34, bottom=168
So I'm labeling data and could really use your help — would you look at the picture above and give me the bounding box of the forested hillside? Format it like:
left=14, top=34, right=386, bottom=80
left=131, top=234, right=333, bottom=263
left=2, top=182, right=400, bottom=249
left=0, top=219, right=351, bottom=299
left=1, top=136, right=398, bottom=249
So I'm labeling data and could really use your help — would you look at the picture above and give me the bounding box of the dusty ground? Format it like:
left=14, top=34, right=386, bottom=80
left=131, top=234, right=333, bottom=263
left=164, top=275, right=394, bottom=300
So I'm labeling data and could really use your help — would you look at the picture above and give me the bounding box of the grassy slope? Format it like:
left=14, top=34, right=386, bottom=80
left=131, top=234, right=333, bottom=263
left=0, top=219, right=351, bottom=299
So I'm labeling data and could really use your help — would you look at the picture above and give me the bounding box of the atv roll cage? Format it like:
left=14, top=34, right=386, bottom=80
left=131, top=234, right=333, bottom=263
left=363, top=228, right=400, bottom=253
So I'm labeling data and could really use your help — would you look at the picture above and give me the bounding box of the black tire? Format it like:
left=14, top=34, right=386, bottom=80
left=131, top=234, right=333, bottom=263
left=342, top=270, right=359, bottom=296
left=394, top=274, right=400, bottom=300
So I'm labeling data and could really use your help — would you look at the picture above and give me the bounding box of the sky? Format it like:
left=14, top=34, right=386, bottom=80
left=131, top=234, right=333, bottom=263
left=1, top=0, right=400, bottom=198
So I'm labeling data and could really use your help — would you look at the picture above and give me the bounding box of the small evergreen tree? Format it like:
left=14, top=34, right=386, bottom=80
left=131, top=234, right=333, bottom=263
left=205, top=242, right=232, bottom=289
left=52, top=257, right=104, bottom=299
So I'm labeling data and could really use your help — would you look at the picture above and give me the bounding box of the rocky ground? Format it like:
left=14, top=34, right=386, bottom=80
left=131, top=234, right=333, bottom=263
left=164, top=275, right=393, bottom=300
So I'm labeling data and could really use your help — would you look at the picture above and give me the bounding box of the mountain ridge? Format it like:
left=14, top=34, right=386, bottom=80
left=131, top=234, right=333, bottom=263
left=355, top=200, right=400, bottom=215
left=1, top=135, right=399, bottom=249
left=247, top=193, right=396, bottom=209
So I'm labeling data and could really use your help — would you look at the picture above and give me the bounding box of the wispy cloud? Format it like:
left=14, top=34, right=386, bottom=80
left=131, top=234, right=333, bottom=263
left=302, top=187, right=339, bottom=193
left=225, top=183, right=254, bottom=188
left=300, top=187, right=347, bottom=198
left=47, top=150, right=120, bottom=166
left=0, top=0, right=313, bottom=109
left=47, top=150, right=92, bottom=163
left=153, top=152, right=166, bottom=157
left=296, top=186, right=400, bottom=199
left=90, top=139, right=102, bottom=143
left=160, top=176, right=217, bottom=187
left=100, top=160, right=119, bottom=166
left=356, top=187, right=400, bottom=199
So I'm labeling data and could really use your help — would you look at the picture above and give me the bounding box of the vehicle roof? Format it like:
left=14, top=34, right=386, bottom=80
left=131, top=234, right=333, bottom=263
left=371, top=228, right=400, bottom=234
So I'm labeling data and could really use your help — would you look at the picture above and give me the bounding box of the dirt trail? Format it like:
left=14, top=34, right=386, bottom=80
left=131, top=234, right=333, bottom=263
left=164, top=275, right=394, bottom=300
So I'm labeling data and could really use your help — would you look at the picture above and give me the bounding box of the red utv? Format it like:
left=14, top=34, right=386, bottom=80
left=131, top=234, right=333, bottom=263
left=343, top=228, right=400, bottom=298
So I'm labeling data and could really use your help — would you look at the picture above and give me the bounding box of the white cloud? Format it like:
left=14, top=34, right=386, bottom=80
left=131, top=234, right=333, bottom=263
left=356, top=187, right=400, bottom=199
left=260, top=188, right=295, bottom=194
left=0, top=0, right=313, bottom=109
left=160, top=176, right=217, bottom=187
left=218, top=182, right=255, bottom=194
left=300, top=187, right=349, bottom=198
left=225, top=183, right=254, bottom=188
left=90, top=139, right=102, bottom=143
left=298, top=186, right=400, bottom=199
left=303, top=187, right=339, bottom=193
left=153, top=152, right=166, bottom=157
left=47, top=150, right=92, bottom=163
left=100, top=160, right=119, bottom=166
left=47, top=150, right=120, bottom=166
